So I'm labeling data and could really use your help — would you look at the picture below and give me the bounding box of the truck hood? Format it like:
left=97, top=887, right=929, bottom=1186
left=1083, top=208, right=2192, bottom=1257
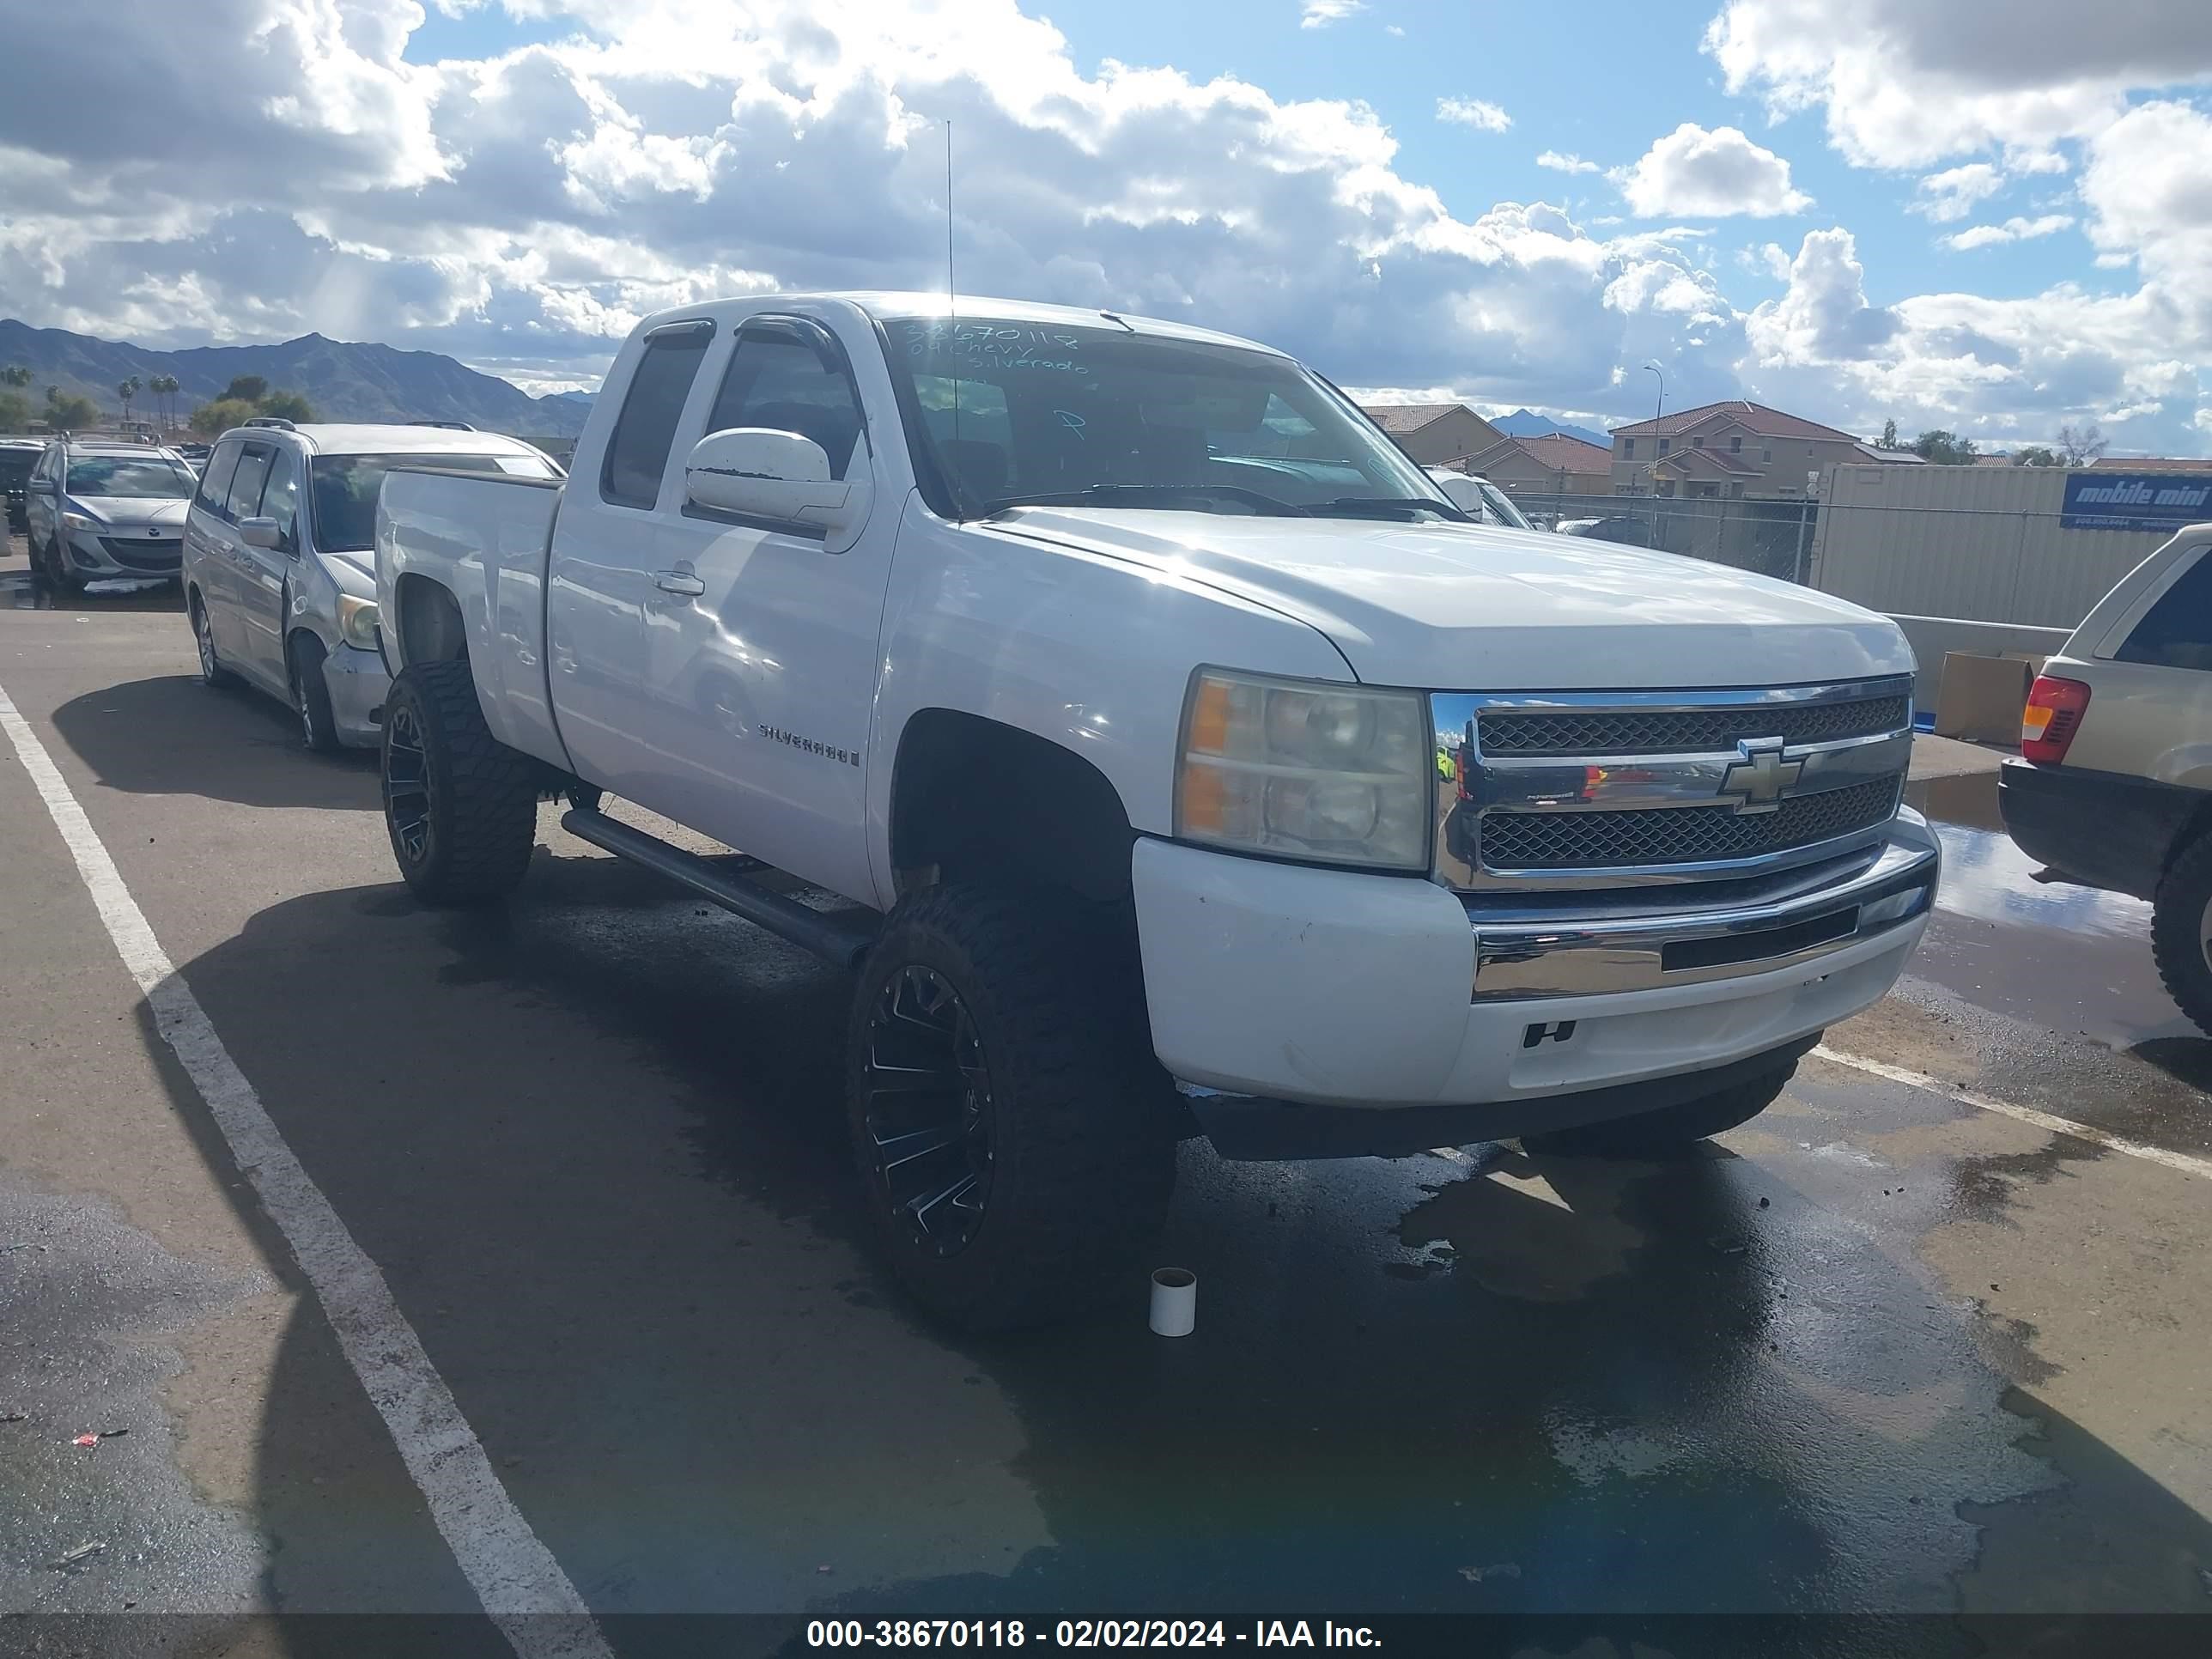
left=991, top=507, right=1912, bottom=690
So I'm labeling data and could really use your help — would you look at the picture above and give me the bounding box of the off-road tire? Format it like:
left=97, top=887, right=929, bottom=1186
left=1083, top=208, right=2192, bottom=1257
left=2151, top=831, right=2212, bottom=1038
left=380, top=659, right=538, bottom=906
left=289, top=634, right=342, bottom=753
left=191, top=592, right=238, bottom=688
left=1522, top=1061, right=1796, bottom=1158
left=845, top=885, right=1178, bottom=1332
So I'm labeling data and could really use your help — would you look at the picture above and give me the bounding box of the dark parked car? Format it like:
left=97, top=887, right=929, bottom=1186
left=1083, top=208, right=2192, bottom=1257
left=1, top=437, right=43, bottom=533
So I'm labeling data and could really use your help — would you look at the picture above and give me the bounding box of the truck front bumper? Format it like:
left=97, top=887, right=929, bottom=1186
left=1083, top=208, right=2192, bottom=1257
left=1131, top=813, right=1937, bottom=1158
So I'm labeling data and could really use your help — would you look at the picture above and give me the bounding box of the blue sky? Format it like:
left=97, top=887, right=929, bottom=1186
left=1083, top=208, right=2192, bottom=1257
left=7, top=1, right=2210, bottom=454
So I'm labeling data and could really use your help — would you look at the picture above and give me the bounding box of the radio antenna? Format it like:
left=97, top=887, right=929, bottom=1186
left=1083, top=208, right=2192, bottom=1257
left=945, top=117, right=963, bottom=520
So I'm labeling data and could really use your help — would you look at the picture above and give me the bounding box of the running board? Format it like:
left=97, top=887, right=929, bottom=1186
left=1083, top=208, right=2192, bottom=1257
left=560, top=808, right=878, bottom=969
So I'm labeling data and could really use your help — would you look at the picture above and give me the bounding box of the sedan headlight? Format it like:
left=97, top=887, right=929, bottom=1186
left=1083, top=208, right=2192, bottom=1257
left=337, top=593, right=381, bottom=652
left=1176, top=669, right=1431, bottom=870
left=60, top=511, right=99, bottom=532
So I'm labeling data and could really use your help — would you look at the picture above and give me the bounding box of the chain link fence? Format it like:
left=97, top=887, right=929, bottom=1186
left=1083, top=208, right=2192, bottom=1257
left=1498, top=491, right=1818, bottom=583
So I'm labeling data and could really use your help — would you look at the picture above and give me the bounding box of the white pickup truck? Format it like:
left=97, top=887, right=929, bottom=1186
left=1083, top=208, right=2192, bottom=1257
left=375, top=293, right=1938, bottom=1329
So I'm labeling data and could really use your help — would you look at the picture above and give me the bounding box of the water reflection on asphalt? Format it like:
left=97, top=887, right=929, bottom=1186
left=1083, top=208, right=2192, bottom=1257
left=1911, top=770, right=2152, bottom=940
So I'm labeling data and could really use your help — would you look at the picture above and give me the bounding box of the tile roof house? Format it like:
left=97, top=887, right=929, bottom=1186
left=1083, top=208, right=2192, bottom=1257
left=1607, top=400, right=1869, bottom=501
left=1358, top=402, right=1506, bottom=467
left=1462, top=432, right=1614, bottom=495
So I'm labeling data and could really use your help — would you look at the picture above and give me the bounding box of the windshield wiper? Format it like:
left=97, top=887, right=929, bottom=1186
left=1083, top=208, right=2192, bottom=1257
left=977, top=483, right=1310, bottom=518
left=1305, top=495, right=1467, bottom=522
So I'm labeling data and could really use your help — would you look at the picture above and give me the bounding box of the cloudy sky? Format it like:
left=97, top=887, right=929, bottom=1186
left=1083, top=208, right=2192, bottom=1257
left=3, top=0, right=2209, bottom=453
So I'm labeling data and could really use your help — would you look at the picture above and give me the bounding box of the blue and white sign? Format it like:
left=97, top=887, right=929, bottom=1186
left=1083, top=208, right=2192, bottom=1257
left=2061, top=471, right=2212, bottom=532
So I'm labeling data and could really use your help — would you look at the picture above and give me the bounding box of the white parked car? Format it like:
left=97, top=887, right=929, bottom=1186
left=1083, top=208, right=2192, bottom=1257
left=1999, top=524, right=2212, bottom=1031
left=374, top=293, right=1936, bottom=1329
left=1423, top=466, right=1532, bottom=529
left=24, top=436, right=197, bottom=590
left=182, top=420, right=560, bottom=750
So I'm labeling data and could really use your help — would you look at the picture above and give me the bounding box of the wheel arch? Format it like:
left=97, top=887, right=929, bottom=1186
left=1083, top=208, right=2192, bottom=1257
left=392, top=571, right=468, bottom=667
left=886, top=708, right=1138, bottom=903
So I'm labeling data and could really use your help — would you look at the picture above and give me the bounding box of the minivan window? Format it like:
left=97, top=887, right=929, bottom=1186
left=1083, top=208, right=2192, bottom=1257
left=308, top=452, right=522, bottom=552
left=259, top=450, right=301, bottom=547
left=602, top=326, right=712, bottom=508
left=195, top=443, right=242, bottom=515
left=225, top=447, right=274, bottom=522
left=2116, top=550, right=2212, bottom=672
left=64, top=455, right=195, bottom=499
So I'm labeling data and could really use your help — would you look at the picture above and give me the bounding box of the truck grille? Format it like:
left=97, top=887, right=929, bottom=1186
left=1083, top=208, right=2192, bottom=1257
left=1480, top=777, right=1902, bottom=872
left=1476, top=694, right=1910, bottom=757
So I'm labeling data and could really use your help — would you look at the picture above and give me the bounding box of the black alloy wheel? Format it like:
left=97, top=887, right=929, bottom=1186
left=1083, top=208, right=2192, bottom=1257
left=384, top=699, right=435, bottom=870
left=860, top=964, right=995, bottom=1256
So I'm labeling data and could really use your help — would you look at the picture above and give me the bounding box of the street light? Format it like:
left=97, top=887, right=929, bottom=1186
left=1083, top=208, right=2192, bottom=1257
left=1642, top=363, right=1664, bottom=494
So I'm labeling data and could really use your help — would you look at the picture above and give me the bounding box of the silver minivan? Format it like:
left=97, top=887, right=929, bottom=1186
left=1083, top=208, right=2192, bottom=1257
left=183, top=420, right=561, bottom=750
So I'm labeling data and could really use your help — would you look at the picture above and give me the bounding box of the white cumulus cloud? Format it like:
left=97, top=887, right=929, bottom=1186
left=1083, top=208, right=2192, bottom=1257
left=1910, top=163, right=2005, bottom=222
left=1299, top=0, right=1364, bottom=27
left=1614, top=124, right=1812, bottom=218
left=1536, top=151, right=1601, bottom=174
left=1436, top=97, right=1510, bottom=132
left=1942, top=215, right=2075, bottom=252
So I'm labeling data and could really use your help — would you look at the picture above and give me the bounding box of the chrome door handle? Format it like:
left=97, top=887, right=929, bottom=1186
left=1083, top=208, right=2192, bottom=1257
left=653, top=569, right=704, bottom=597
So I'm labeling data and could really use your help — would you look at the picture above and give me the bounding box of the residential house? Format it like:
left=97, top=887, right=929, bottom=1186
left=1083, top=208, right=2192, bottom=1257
left=1359, top=402, right=1506, bottom=468
left=1462, top=431, right=1613, bottom=495
left=1607, top=400, right=1872, bottom=501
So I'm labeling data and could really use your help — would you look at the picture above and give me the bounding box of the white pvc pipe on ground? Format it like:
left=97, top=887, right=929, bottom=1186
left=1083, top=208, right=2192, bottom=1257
left=1149, top=1267, right=1196, bottom=1337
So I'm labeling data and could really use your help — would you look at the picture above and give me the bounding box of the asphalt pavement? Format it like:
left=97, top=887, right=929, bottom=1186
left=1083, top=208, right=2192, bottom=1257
left=2, top=536, right=2209, bottom=1656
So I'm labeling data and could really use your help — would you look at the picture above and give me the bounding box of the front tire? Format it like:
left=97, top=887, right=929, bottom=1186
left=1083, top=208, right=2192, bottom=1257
left=1522, top=1061, right=1796, bottom=1158
left=2151, top=832, right=2212, bottom=1037
left=380, top=659, right=538, bottom=906
left=846, top=885, right=1177, bottom=1332
left=289, top=634, right=342, bottom=753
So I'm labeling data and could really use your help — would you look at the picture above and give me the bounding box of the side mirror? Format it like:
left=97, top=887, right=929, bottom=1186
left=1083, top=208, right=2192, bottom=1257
left=238, top=515, right=283, bottom=550
left=683, top=428, right=872, bottom=548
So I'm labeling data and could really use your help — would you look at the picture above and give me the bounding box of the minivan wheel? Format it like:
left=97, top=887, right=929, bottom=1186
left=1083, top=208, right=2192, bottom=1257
left=1522, top=1062, right=1797, bottom=1158
left=380, top=659, right=538, bottom=906
left=845, top=885, right=1177, bottom=1333
left=2151, top=832, right=2212, bottom=1038
left=191, top=594, right=238, bottom=688
left=289, top=635, right=342, bottom=753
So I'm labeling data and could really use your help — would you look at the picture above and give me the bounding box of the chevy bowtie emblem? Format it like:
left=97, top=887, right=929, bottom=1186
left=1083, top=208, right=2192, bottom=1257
left=1717, top=738, right=1802, bottom=815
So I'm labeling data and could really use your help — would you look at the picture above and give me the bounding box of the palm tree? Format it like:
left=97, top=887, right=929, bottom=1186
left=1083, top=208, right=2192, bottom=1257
left=118, top=376, right=141, bottom=424
left=150, top=374, right=179, bottom=431
left=1, top=365, right=30, bottom=390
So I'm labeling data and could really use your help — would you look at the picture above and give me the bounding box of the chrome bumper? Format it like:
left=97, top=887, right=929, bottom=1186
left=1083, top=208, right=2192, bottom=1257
left=1468, top=816, right=1939, bottom=1000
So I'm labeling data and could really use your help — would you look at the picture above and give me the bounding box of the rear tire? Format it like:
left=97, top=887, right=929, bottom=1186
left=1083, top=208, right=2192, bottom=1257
left=1522, top=1061, right=1796, bottom=1158
left=191, top=593, right=238, bottom=688
left=289, top=634, right=342, bottom=753
left=845, top=884, right=1177, bottom=1332
left=380, top=659, right=538, bottom=906
left=2151, top=832, right=2212, bottom=1038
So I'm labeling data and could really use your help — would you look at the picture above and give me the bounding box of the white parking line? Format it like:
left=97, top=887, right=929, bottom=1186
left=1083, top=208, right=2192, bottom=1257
left=1812, top=1044, right=2212, bottom=1181
left=0, top=679, right=613, bottom=1659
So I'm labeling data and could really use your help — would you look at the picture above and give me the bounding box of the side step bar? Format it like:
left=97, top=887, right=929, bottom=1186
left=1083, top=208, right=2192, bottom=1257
left=560, top=808, right=878, bottom=969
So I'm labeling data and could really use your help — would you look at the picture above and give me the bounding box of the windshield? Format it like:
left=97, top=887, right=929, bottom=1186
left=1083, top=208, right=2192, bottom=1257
left=1477, top=480, right=1531, bottom=530
left=309, top=451, right=557, bottom=550
left=883, top=317, right=1457, bottom=521
left=67, top=456, right=194, bottom=499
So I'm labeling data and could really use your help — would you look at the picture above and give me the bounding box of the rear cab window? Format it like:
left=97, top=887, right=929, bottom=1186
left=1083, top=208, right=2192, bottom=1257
left=601, top=320, right=714, bottom=509
left=2115, top=548, right=2212, bottom=673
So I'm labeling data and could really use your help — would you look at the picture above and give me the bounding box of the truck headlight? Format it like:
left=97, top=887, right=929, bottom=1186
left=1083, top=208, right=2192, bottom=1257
left=1176, top=669, right=1431, bottom=870
left=337, top=594, right=381, bottom=652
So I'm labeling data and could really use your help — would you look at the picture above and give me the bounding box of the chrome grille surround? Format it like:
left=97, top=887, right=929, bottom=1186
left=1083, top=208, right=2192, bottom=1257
left=1431, top=677, right=1916, bottom=893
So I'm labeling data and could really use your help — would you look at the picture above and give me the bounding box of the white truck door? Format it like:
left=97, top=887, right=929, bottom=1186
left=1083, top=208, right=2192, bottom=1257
left=634, top=313, right=886, bottom=902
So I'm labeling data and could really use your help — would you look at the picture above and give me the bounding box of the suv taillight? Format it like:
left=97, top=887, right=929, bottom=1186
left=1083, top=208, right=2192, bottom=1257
left=2021, top=675, right=2091, bottom=764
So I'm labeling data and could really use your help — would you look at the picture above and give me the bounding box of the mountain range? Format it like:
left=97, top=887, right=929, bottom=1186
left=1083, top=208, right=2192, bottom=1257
left=1492, top=409, right=1612, bottom=447
left=0, top=319, right=595, bottom=440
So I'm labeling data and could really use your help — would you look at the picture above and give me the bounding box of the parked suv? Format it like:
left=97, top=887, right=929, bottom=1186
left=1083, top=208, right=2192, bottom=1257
left=2, top=437, right=44, bottom=533
left=24, top=436, right=197, bottom=590
left=1998, top=523, right=2212, bottom=1033
left=183, top=420, right=561, bottom=750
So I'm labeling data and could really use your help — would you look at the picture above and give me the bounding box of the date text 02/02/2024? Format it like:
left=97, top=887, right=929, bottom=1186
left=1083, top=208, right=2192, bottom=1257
left=805, top=1621, right=1382, bottom=1649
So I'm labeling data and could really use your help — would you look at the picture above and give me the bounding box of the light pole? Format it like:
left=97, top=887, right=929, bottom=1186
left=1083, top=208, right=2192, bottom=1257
left=1642, top=363, right=1664, bottom=493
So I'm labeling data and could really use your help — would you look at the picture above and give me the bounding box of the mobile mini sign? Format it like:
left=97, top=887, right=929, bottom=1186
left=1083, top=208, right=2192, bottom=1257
left=2061, top=471, right=2212, bottom=532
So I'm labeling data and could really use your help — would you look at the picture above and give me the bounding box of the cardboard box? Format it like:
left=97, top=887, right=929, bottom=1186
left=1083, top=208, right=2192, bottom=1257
left=1934, top=652, right=2032, bottom=744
